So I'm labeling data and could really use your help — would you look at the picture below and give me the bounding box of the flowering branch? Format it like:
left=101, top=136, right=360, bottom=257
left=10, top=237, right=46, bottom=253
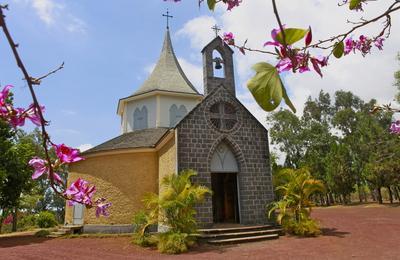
left=0, top=5, right=111, bottom=216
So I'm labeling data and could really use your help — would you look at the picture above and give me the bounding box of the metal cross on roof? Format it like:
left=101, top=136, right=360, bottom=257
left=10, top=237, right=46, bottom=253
left=211, top=24, right=221, bottom=37
left=162, top=9, right=173, bottom=29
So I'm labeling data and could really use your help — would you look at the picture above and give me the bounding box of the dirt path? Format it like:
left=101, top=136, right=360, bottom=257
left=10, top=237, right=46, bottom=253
left=0, top=204, right=399, bottom=259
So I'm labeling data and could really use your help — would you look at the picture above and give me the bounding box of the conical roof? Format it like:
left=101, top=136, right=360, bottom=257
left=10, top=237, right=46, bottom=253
left=132, top=29, right=200, bottom=96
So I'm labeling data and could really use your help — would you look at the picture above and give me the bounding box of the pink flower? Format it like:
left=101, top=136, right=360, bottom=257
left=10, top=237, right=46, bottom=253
left=344, top=38, right=355, bottom=55
left=65, top=178, right=96, bottom=206
left=0, top=85, right=12, bottom=107
left=95, top=198, right=112, bottom=218
left=225, top=0, right=242, bottom=11
left=264, top=26, right=285, bottom=47
left=28, top=157, right=62, bottom=183
left=29, top=157, right=48, bottom=180
left=374, top=37, right=384, bottom=50
left=54, top=143, right=84, bottom=164
left=1, top=104, right=45, bottom=128
left=276, top=57, right=293, bottom=73
left=223, top=32, right=235, bottom=45
left=310, top=56, right=328, bottom=78
left=24, top=104, right=44, bottom=126
left=344, top=35, right=383, bottom=57
left=8, top=107, right=27, bottom=127
left=390, top=121, right=400, bottom=134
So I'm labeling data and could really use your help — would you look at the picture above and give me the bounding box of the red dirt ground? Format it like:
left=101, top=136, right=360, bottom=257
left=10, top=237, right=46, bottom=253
left=1, top=204, right=399, bottom=259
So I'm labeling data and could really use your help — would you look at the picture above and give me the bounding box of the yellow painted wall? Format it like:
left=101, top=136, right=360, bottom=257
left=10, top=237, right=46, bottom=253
left=65, top=151, right=159, bottom=225
left=158, top=135, right=177, bottom=192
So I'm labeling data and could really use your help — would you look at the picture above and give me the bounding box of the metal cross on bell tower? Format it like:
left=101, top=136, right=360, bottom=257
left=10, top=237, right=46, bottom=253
left=162, top=9, right=173, bottom=29
left=211, top=24, right=221, bottom=37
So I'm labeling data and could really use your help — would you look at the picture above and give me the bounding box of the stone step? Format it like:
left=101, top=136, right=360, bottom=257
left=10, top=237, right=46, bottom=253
left=199, top=228, right=283, bottom=240
left=208, top=233, right=279, bottom=245
left=198, top=225, right=274, bottom=234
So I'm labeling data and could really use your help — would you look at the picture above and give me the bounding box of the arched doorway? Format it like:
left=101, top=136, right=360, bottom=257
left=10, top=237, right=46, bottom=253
left=210, top=142, right=240, bottom=223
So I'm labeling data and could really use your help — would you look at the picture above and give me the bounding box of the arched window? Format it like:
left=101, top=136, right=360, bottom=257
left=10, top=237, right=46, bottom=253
left=212, top=49, right=225, bottom=78
left=133, top=106, right=148, bottom=130
left=169, top=104, right=188, bottom=127
left=210, top=142, right=239, bottom=172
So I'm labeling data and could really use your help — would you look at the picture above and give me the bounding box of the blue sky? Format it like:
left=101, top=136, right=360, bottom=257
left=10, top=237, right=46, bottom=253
left=0, top=1, right=217, bottom=149
left=1, top=0, right=399, bottom=152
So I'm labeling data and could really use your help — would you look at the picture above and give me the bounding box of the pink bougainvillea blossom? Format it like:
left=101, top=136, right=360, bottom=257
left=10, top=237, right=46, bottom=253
left=65, top=178, right=96, bottom=207
left=54, top=143, right=84, bottom=164
left=95, top=198, right=112, bottom=217
left=28, top=157, right=62, bottom=183
left=389, top=121, right=400, bottom=134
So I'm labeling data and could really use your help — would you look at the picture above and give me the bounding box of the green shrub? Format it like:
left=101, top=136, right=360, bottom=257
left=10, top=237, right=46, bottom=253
left=132, top=233, right=158, bottom=247
left=157, top=232, right=194, bottom=254
left=18, top=214, right=37, bottom=230
left=36, top=211, right=58, bottom=228
left=283, top=218, right=321, bottom=237
left=34, top=229, right=50, bottom=237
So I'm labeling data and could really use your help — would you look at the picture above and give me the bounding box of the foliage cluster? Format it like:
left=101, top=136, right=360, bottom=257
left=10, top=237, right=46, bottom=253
left=269, top=89, right=400, bottom=205
left=132, top=170, right=211, bottom=254
left=36, top=211, right=58, bottom=228
left=0, top=124, right=65, bottom=233
left=268, top=168, right=325, bottom=236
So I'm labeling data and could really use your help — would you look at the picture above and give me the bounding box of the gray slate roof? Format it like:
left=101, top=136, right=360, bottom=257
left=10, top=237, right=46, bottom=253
left=83, top=128, right=170, bottom=154
left=130, top=29, right=200, bottom=97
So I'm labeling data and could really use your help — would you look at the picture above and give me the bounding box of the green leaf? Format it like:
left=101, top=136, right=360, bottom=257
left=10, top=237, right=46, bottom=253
left=247, top=62, right=296, bottom=113
left=207, top=0, right=216, bottom=10
left=333, top=41, right=344, bottom=59
left=349, top=0, right=362, bottom=10
left=276, top=28, right=308, bottom=45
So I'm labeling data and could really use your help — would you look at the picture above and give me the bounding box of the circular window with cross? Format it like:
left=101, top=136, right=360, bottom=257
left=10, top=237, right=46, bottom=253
left=208, top=102, right=240, bottom=132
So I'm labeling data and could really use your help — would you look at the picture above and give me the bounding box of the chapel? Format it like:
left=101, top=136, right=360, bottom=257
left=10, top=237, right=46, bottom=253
left=65, top=25, right=274, bottom=232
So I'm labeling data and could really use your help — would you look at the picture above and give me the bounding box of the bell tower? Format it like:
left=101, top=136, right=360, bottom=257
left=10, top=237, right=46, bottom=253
left=202, top=34, right=236, bottom=96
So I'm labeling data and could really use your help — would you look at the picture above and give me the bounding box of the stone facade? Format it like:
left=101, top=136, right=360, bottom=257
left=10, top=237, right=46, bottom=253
left=202, top=37, right=235, bottom=96
left=176, top=85, right=274, bottom=227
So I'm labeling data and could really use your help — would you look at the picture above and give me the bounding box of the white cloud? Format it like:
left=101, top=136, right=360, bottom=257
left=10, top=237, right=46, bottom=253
left=177, top=16, right=217, bottom=50
left=31, top=0, right=57, bottom=25
left=14, top=0, right=87, bottom=33
left=78, top=143, right=93, bottom=152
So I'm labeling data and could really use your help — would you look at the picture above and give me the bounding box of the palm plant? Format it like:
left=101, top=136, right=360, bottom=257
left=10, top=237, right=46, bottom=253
left=133, top=170, right=211, bottom=253
left=268, top=168, right=326, bottom=236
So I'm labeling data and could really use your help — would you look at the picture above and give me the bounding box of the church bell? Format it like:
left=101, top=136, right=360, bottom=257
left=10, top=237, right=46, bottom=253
left=213, top=57, right=223, bottom=70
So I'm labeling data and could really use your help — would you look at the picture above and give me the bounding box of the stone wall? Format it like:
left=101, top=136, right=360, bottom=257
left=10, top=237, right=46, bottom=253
left=176, top=86, right=274, bottom=227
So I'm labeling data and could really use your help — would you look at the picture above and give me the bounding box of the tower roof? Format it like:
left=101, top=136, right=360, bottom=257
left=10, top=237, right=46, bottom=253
left=131, top=29, right=200, bottom=97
